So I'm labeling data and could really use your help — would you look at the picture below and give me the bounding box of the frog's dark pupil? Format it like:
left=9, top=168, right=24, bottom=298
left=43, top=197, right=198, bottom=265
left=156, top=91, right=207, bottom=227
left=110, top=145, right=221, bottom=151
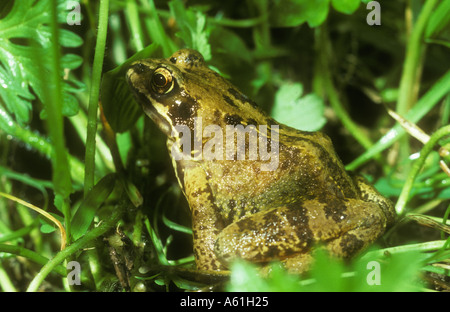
left=153, top=73, right=167, bottom=87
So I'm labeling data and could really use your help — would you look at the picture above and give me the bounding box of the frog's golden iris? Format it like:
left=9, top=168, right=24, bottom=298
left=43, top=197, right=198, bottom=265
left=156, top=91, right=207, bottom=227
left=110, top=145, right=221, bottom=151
left=126, top=49, right=395, bottom=273
left=151, top=67, right=174, bottom=94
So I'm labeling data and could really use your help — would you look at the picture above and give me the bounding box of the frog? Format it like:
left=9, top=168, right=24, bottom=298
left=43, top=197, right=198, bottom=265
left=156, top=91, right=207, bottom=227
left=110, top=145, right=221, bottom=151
left=126, top=49, right=395, bottom=273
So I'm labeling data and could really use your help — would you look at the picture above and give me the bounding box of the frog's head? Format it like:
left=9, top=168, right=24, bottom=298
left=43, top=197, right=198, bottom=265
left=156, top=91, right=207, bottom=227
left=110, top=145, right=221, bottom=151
left=126, top=49, right=269, bottom=139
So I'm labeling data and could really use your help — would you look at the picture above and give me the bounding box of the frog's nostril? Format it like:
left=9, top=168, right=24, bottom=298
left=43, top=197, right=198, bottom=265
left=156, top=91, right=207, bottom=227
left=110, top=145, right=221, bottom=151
left=133, top=63, right=147, bottom=74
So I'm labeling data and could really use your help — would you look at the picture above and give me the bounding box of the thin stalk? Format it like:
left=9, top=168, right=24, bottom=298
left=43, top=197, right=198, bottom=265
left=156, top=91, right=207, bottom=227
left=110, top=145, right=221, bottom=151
left=26, top=206, right=123, bottom=292
left=315, top=26, right=373, bottom=150
left=0, top=221, right=36, bottom=244
left=126, top=0, right=144, bottom=51
left=141, top=0, right=177, bottom=55
left=84, top=0, right=110, bottom=196
left=396, top=125, right=450, bottom=215
left=44, top=0, right=73, bottom=243
left=0, top=244, right=66, bottom=276
left=362, top=240, right=447, bottom=260
left=0, top=262, right=16, bottom=292
left=396, top=0, right=438, bottom=166
left=346, top=69, right=450, bottom=170
left=397, top=0, right=438, bottom=115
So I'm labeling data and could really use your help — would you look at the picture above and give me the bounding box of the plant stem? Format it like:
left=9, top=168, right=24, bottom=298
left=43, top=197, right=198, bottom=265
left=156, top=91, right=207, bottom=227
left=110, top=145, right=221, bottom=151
left=397, top=0, right=438, bottom=115
left=26, top=206, right=123, bottom=292
left=84, top=0, right=110, bottom=196
left=395, top=0, right=438, bottom=166
left=0, top=262, right=16, bottom=292
left=363, top=240, right=447, bottom=259
left=143, top=0, right=177, bottom=55
left=44, top=0, right=73, bottom=243
left=0, top=243, right=66, bottom=276
left=395, top=124, right=450, bottom=215
left=346, top=69, right=450, bottom=170
left=126, top=0, right=144, bottom=51
left=315, top=26, right=373, bottom=150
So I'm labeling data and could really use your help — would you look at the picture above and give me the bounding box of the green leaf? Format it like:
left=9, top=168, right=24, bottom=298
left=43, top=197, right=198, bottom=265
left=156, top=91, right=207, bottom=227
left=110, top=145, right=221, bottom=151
left=61, top=54, right=83, bottom=69
left=331, top=0, right=360, bottom=14
left=0, top=0, right=84, bottom=125
left=71, top=173, right=117, bottom=240
left=39, top=212, right=64, bottom=234
left=168, top=0, right=212, bottom=60
left=424, top=38, right=450, bottom=48
left=59, top=29, right=84, bottom=47
left=271, top=82, right=326, bottom=131
left=40, top=223, right=57, bottom=234
left=226, top=247, right=425, bottom=291
left=101, top=43, right=159, bottom=133
left=269, top=0, right=330, bottom=28
left=226, top=261, right=264, bottom=291
left=210, top=27, right=252, bottom=63
left=425, top=0, right=450, bottom=38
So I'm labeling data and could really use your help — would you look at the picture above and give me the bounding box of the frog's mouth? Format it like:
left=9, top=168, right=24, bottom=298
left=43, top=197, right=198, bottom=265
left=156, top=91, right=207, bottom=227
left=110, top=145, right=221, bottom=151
left=140, top=98, right=172, bottom=135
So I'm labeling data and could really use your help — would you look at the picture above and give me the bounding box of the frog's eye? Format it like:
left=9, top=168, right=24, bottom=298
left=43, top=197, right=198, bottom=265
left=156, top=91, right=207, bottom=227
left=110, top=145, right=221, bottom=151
left=151, top=67, right=174, bottom=94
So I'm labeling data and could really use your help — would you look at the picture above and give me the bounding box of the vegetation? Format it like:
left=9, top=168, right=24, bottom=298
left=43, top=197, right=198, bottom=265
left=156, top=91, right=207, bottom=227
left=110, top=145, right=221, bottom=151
left=0, top=0, right=449, bottom=292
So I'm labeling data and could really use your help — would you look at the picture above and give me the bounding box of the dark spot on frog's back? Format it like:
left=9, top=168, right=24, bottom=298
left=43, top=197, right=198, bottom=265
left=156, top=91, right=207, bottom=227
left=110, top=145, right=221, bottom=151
left=340, top=233, right=364, bottom=257
left=222, top=94, right=239, bottom=108
left=167, top=95, right=199, bottom=129
left=322, top=196, right=348, bottom=223
left=186, top=53, right=203, bottom=66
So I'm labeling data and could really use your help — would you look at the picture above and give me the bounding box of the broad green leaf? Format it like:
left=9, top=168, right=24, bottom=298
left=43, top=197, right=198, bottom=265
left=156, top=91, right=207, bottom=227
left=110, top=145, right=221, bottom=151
left=210, top=27, right=252, bottom=63
left=40, top=223, right=57, bottom=234
left=38, top=212, right=64, bottom=234
left=425, top=0, right=450, bottom=38
left=271, top=82, right=326, bottom=131
left=269, top=0, right=330, bottom=28
left=331, top=0, right=360, bottom=14
left=0, top=0, right=84, bottom=125
left=101, top=43, right=159, bottom=133
left=71, top=173, right=117, bottom=240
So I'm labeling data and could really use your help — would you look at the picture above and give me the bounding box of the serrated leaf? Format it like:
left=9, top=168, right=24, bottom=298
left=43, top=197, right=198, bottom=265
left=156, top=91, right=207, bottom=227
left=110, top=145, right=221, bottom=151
left=0, top=0, right=84, bottom=125
left=271, top=82, right=326, bottom=131
left=168, top=0, right=212, bottom=60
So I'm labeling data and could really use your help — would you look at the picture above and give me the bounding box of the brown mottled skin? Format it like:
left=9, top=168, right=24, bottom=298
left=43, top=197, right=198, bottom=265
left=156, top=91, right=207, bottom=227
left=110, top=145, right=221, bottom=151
left=126, top=49, right=395, bottom=273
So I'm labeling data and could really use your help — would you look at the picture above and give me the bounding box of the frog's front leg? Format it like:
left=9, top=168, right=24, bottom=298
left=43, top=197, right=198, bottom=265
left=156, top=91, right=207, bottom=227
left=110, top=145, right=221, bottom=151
left=214, top=199, right=389, bottom=272
left=181, top=164, right=228, bottom=271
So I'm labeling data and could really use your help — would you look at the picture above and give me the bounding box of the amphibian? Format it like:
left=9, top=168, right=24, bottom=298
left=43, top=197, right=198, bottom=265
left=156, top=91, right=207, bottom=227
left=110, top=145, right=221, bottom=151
left=126, top=49, right=395, bottom=273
